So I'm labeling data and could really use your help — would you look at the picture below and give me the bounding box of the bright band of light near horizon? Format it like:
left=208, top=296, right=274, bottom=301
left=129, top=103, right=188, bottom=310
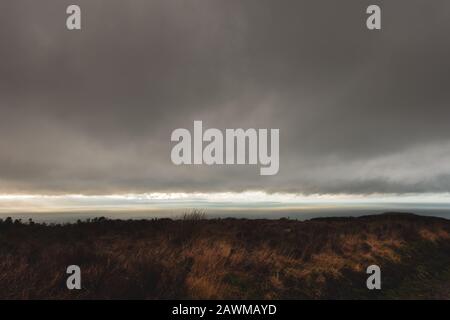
left=1, top=192, right=450, bottom=214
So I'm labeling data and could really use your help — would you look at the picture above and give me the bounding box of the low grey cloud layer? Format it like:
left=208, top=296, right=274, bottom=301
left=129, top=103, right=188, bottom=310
left=1, top=0, right=450, bottom=195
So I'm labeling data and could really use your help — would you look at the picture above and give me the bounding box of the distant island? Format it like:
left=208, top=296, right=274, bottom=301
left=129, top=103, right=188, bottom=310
left=0, top=212, right=449, bottom=299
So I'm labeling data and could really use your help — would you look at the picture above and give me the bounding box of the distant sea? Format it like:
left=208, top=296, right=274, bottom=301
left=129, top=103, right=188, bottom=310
left=0, top=202, right=449, bottom=223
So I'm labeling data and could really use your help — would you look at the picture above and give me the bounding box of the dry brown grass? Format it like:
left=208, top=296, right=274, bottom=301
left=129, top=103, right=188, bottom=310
left=0, top=213, right=449, bottom=299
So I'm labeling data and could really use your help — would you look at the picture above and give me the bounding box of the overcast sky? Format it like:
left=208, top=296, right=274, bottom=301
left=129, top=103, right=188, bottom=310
left=1, top=0, right=450, bottom=196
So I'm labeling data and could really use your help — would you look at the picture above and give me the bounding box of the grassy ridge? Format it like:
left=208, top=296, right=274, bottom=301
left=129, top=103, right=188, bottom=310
left=0, top=213, right=449, bottom=299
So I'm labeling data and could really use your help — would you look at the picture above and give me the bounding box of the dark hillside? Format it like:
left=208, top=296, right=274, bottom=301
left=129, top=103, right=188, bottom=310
left=0, top=213, right=448, bottom=299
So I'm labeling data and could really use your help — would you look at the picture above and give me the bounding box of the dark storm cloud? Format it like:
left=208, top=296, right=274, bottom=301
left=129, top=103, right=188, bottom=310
left=1, top=0, right=450, bottom=194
